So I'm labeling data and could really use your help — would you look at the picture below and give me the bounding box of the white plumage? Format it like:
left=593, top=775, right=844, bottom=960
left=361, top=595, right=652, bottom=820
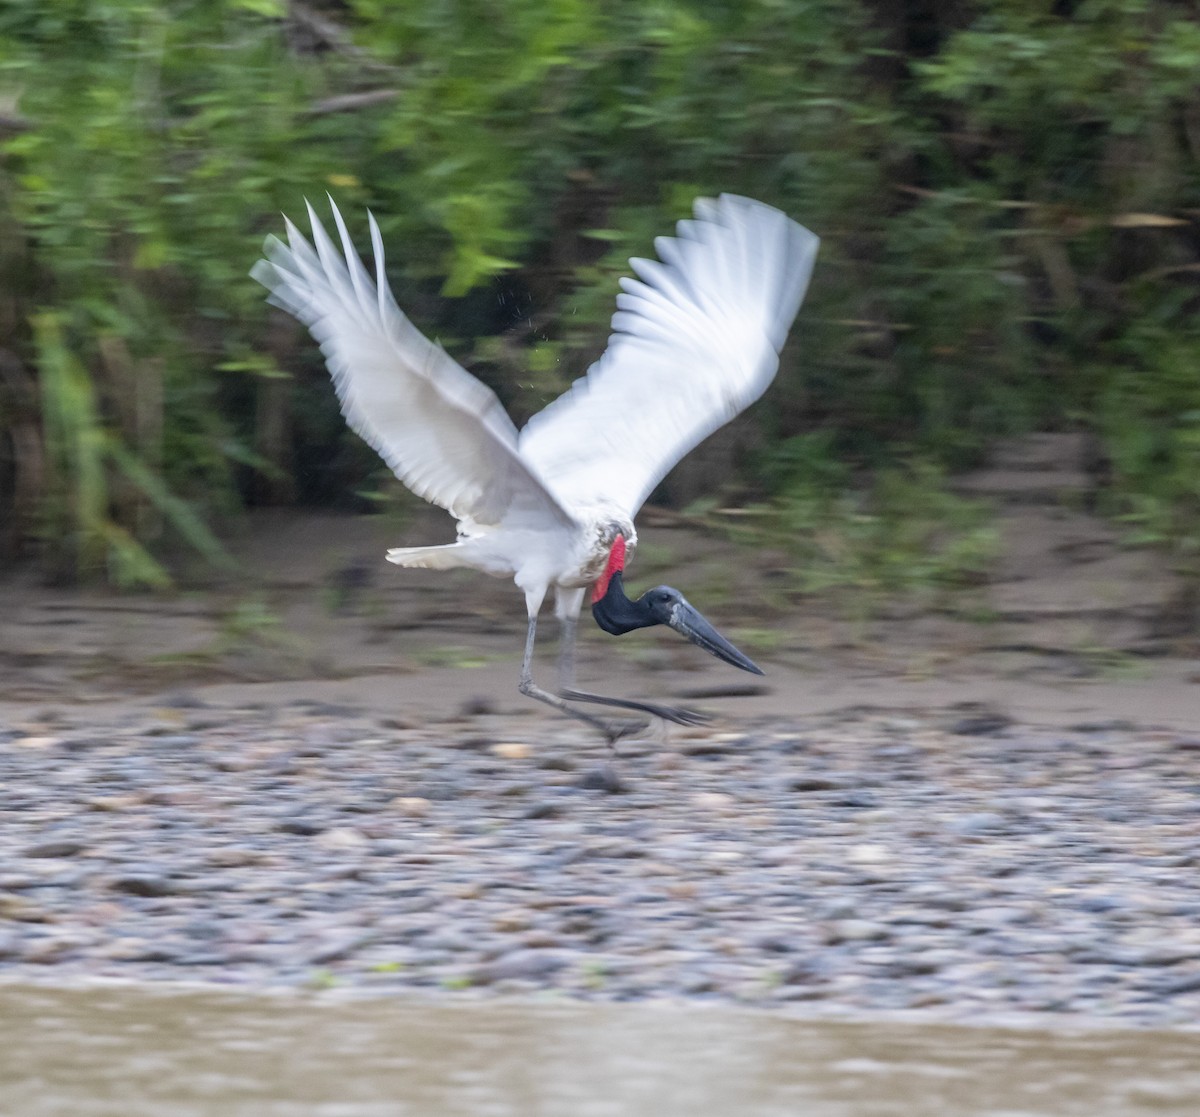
left=520, top=195, right=818, bottom=518
left=252, top=193, right=818, bottom=737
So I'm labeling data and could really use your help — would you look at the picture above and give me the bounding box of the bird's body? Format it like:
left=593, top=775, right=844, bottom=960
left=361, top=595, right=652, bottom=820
left=385, top=500, right=634, bottom=593
left=253, top=193, right=818, bottom=737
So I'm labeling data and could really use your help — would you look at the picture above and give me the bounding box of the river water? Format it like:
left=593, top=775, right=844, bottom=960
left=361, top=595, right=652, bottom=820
left=3, top=985, right=1198, bottom=1116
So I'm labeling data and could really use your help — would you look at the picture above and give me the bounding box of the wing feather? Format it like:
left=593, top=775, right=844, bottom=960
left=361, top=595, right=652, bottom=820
left=251, top=200, right=574, bottom=532
left=519, top=194, right=819, bottom=518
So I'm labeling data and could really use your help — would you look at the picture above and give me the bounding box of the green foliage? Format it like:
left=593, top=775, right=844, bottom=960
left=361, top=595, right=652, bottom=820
left=33, top=312, right=232, bottom=586
left=912, top=0, right=1200, bottom=571
left=727, top=437, right=997, bottom=613
left=0, top=0, right=1197, bottom=589
left=1, top=0, right=343, bottom=576
left=1097, top=325, right=1200, bottom=566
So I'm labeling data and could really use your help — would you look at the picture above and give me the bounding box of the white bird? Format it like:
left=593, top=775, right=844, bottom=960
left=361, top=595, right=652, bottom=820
left=252, top=194, right=818, bottom=739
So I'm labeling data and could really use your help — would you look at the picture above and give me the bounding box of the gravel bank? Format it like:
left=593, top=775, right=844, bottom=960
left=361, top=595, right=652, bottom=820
left=2, top=699, right=1200, bottom=1027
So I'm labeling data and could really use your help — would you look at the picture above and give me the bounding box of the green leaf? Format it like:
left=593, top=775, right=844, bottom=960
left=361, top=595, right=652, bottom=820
left=107, top=440, right=239, bottom=573
left=230, top=0, right=286, bottom=16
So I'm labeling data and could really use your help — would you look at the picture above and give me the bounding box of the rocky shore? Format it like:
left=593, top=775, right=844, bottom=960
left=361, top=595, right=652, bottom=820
left=3, top=697, right=1200, bottom=1028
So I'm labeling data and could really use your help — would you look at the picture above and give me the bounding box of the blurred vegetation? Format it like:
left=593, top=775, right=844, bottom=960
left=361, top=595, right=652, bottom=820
left=0, top=0, right=1197, bottom=598
left=713, top=441, right=998, bottom=615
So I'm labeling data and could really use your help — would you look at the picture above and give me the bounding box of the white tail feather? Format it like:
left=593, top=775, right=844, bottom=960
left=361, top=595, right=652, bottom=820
left=385, top=543, right=476, bottom=571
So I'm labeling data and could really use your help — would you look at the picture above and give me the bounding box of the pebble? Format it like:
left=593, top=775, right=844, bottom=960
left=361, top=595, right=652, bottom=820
left=307, top=933, right=375, bottom=965
left=470, top=949, right=568, bottom=985
left=108, top=874, right=177, bottom=898
left=576, top=766, right=627, bottom=794
left=13, top=736, right=63, bottom=750
left=23, top=840, right=85, bottom=859
left=3, top=706, right=1200, bottom=1027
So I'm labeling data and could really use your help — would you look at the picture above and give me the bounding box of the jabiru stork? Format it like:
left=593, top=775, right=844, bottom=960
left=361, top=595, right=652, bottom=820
left=252, top=194, right=818, bottom=739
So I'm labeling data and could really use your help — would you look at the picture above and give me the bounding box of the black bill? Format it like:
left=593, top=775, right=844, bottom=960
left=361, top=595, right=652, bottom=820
left=667, top=601, right=764, bottom=676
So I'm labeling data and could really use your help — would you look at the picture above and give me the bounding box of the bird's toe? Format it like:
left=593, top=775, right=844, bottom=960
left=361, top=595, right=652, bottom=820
left=650, top=704, right=711, bottom=726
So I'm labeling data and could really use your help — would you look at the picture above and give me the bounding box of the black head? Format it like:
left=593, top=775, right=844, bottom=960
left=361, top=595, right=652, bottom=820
left=591, top=571, right=763, bottom=675
left=639, top=585, right=686, bottom=622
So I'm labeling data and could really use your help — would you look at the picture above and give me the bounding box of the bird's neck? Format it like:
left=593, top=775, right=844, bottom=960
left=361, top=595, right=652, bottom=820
left=591, top=572, right=653, bottom=635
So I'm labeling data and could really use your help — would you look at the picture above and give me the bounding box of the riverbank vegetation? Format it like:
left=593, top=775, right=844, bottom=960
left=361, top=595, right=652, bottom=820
left=0, top=1, right=1196, bottom=596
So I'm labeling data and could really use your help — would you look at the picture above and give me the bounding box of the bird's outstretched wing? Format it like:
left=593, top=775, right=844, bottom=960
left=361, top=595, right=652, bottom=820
left=252, top=200, right=575, bottom=531
left=519, top=194, right=818, bottom=518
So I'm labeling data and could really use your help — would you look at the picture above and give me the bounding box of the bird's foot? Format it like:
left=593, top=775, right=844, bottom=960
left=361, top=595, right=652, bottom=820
left=560, top=689, right=712, bottom=728
left=647, top=703, right=711, bottom=727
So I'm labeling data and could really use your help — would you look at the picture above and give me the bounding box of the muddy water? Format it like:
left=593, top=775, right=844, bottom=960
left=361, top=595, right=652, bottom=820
left=3, top=986, right=1199, bottom=1117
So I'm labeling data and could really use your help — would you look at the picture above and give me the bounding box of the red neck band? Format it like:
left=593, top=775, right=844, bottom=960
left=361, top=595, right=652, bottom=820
left=591, top=536, right=626, bottom=603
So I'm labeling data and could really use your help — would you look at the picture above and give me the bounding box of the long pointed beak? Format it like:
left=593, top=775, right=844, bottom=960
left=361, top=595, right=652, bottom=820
left=667, top=602, right=764, bottom=676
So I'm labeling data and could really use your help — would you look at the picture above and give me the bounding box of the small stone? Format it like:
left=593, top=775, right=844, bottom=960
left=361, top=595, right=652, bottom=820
left=14, top=736, right=62, bottom=750
left=23, top=840, right=85, bottom=859
left=707, top=850, right=743, bottom=863
left=522, top=801, right=562, bottom=820
left=391, top=797, right=431, bottom=817
left=492, top=909, right=533, bottom=933
left=379, top=715, right=419, bottom=731
left=785, top=776, right=845, bottom=792
left=577, top=766, right=627, bottom=794
left=413, top=780, right=461, bottom=802
left=303, top=702, right=361, bottom=719
left=308, top=933, right=374, bottom=965
left=950, top=709, right=1012, bottom=736
left=109, top=874, right=177, bottom=898
left=821, top=898, right=859, bottom=920
left=535, top=755, right=575, bottom=772
left=277, top=818, right=325, bottom=836
left=824, top=920, right=891, bottom=944
left=470, top=949, right=567, bottom=985
left=316, top=827, right=370, bottom=852
left=0, top=895, right=52, bottom=922
left=492, top=742, right=532, bottom=760
left=1159, top=973, right=1200, bottom=997
left=149, top=735, right=200, bottom=750
left=24, top=935, right=83, bottom=963
left=103, top=939, right=183, bottom=963
left=86, top=795, right=142, bottom=812
left=63, top=736, right=111, bottom=752
left=849, top=844, right=889, bottom=866
left=947, top=812, right=1006, bottom=837
left=884, top=954, right=946, bottom=977
left=754, top=934, right=795, bottom=955
left=207, top=847, right=268, bottom=868
left=780, top=955, right=835, bottom=985
left=680, top=972, right=719, bottom=994
left=680, top=739, right=736, bottom=757
left=521, top=930, right=563, bottom=949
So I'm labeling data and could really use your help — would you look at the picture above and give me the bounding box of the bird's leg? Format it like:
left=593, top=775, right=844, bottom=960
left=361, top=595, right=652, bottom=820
left=557, top=612, right=578, bottom=693
left=518, top=608, right=645, bottom=743
left=552, top=585, right=709, bottom=727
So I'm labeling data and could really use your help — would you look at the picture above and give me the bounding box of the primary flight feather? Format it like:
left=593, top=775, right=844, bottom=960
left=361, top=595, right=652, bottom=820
left=252, top=193, right=818, bottom=739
